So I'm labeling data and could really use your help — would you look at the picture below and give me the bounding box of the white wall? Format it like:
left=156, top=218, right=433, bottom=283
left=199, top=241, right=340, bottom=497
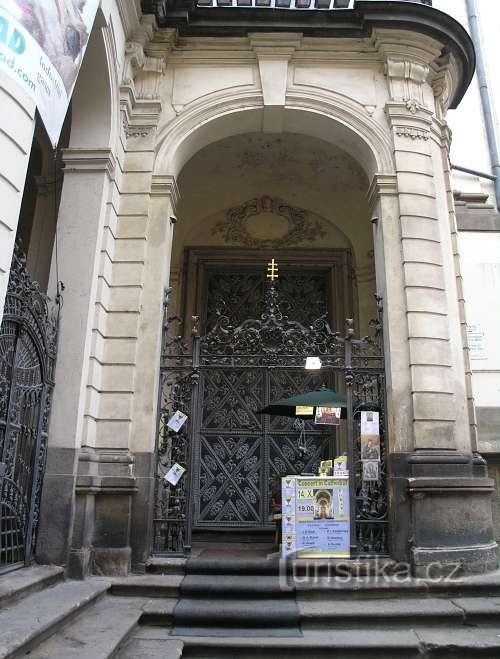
left=458, top=233, right=500, bottom=407
left=434, top=0, right=500, bottom=437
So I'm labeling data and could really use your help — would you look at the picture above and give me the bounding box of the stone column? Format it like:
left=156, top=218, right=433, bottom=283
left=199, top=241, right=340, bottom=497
left=36, top=149, right=116, bottom=573
left=375, top=43, right=497, bottom=573
left=0, top=70, right=35, bottom=320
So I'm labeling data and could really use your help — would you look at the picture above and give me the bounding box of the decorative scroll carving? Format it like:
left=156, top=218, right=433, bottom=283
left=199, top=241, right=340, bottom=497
left=385, top=58, right=430, bottom=108
left=211, top=196, right=326, bottom=249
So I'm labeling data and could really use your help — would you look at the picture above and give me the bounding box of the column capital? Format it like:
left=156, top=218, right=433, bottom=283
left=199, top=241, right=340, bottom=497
left=151, top=174, right=180, bottom=210
left=367, top=173, right=398, bottom=212
left=62, top=148, right=116, bottom=178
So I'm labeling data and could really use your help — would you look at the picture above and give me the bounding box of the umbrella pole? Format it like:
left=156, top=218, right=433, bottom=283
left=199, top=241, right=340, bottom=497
left=345, top=337, right=356, bottom=558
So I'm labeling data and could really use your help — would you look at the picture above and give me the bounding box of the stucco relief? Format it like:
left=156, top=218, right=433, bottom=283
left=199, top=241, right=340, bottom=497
left=211, top=196, right=327, bottom=248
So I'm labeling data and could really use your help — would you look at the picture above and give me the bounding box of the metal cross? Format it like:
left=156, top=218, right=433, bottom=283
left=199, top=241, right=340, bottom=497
left=266, top=258, right=279, bottom=281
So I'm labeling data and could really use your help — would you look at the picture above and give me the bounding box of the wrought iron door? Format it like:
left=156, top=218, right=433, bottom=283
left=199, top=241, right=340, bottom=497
left=193, top=366, right=328, bottom=528
left=193, top=270, right=332, bottom=529
left=0, top=248, right=58, bottom=573
left=154, top=271, right=388, bottom=556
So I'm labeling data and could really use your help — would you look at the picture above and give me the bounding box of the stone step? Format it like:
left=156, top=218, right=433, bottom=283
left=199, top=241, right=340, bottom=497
left=291, top=571, right=500, bottom=599
left=27, top=595, right=149, bottom=659
left=141, top=598, right=177, bottom=625
left=0, top=565, right=64, bottom=610
left=172, top=597, right=300, bottom=630
left=0, top=579, right=108, bottom=658
left=180, top=574, right=293, bottom=597
left=145, top=557, right=186, bottom=576
left=298, top=596, right=467, bottom=628
left=104, top=575, right=183, bottom=598
left=185, top=557, right=280, bottom=576
left=175, top=627, right=500, bottom=658
left=119, top=625, right=500, bottom=658
left=118, top=637, right=184, bottom=659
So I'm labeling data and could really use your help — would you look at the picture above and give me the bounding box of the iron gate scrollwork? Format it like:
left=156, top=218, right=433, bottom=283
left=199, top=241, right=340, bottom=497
left=154, top=279, right=388, bottom=556
left=0, top=246, right=59, bottom=572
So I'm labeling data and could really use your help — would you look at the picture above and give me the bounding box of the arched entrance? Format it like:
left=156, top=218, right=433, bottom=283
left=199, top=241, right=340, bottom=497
left=151, top=114, right=393, bottom=556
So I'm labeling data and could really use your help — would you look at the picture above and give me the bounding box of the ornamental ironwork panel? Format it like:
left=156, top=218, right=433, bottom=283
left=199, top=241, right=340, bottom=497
left=206, top=270, right=328, bottom=330
left=154, top=271, right=388, bottom=557
left=0, top=247, right=59, bottom=573
left=197, top=431, right=264, bottom=524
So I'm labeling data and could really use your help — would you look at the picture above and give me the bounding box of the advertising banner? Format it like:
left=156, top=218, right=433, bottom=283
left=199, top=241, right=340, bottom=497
left=282, top=475, right=350, bottom=559
left=0, top=0, right=100, bottom=146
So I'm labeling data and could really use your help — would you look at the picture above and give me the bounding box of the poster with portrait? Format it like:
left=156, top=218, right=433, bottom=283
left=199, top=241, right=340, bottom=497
left=281, top=476, right=350, bottom=558
left=0, top=0, right=100, bottom=146
left=360, top=410, right=380, bottom=461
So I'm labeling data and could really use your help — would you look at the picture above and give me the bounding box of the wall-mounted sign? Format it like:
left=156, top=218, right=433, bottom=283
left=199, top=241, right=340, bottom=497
left=281, top=475, right=350, bottom=559
left=467, top=323, right=488, bottom=360
left=0, top=0, right=100, bottom=146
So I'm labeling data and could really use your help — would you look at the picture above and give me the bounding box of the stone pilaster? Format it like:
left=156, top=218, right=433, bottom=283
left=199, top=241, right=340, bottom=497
left=376, top=41, right=497, bottom=573
left=129, top=174, right=178, bottom=572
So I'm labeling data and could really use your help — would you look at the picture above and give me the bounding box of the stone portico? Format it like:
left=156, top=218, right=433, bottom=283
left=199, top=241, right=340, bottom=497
left=26, top=1, right=496, bottom=577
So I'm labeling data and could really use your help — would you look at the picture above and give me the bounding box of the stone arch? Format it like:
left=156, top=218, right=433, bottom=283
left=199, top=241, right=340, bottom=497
left=153, top=89, right=395, bottom=181
left=68, top=8, right=113, bottom=149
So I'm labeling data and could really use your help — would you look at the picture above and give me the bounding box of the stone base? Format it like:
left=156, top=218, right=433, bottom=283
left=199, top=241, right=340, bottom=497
left=68, top=547, right=93, bottom=580
left=93, top=547, right=131, bottom=576
left=412, top=543, right=498, bottom=578
left=389, top=450, right=498, bottom=576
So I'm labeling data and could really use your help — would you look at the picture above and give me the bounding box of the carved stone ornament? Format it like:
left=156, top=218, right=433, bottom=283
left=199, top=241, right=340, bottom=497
left=395, top=126, right=430, bottom=141
left=211, top=196, right=326, bottom=248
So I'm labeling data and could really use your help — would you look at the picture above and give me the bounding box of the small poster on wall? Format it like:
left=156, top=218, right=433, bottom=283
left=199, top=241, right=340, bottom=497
left=360, top=411, right=380, bottom=461
left=467, top=323, right=488, bottom=360
left=362, top=460, right=379, bottom=482
left=164, top=463, right=186, bottom=486
left=167, top=410, right=188, bottom=432
left=314, top=406, right=341, bottom=425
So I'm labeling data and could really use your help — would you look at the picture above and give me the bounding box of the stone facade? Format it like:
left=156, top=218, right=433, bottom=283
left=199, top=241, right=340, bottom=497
left=0, top=1, right=497, bottom=577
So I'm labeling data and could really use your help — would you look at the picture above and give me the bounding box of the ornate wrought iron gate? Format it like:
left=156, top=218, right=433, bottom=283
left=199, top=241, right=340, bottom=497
left=154, top=277, right=388, bottom=556
left=0, top=248, right=59, bottom=573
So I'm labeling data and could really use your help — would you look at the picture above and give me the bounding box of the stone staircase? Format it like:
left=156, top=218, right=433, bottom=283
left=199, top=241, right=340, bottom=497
left=2, top=559, right=500, bottom=658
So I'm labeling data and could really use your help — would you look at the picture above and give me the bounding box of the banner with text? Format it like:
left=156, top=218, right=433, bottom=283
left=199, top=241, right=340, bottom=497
left=0, top=0, right=100, bottom=146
